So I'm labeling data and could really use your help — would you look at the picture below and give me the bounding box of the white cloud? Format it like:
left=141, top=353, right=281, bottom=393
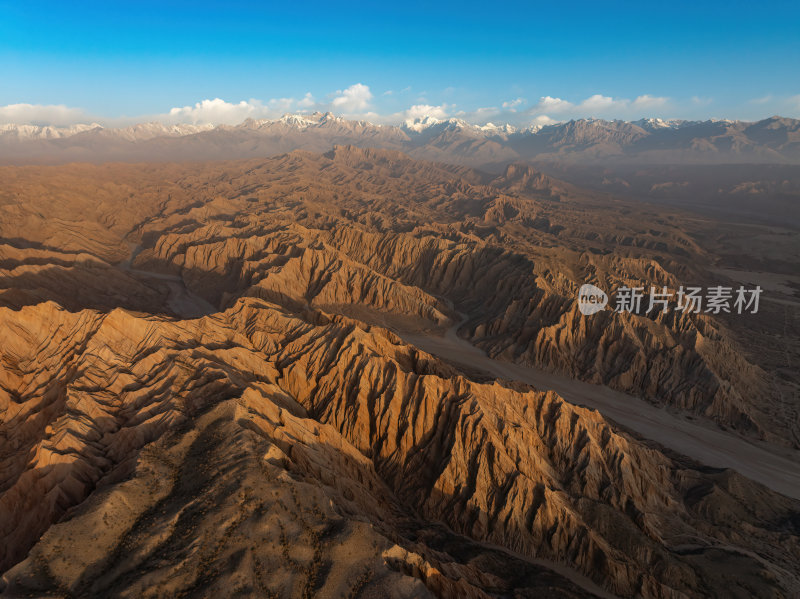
left=394, top=104, right=454, bottom=130
left=403, top=104, right=451, bottom=121
left=2, top=89, right=762, bottom=130
left=692, top=96, right=713, bottom=106
left=162, top=84, right=375, bottom=126
left=267, top=97, right=294, bottom=112
left=358, top=111, right=383, bottom=121
left=631, top=94, right=669, bottom=110
left=164, top=95, right=308, bottom=124
left=167, top=98, right=269, bottom=125
left=331, top=83, right=373, bottom=113
left=0, top=103, right=92, bottom=126
left=578, top=94, right=621, bottom=112
left=526, top=93, right=670, bottom=120
left=297, top=92, right=315, bottom=108
left=531, top=115, right=557, bottom=127
left=531, top=96, right=574, bottom=114
left=502, top=97, right=526, bottom=110
left=472, top=106, right=500, bottom=118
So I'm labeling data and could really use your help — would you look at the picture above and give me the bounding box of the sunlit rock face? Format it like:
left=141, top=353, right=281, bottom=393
left=0, top=148, right=798, bottom=598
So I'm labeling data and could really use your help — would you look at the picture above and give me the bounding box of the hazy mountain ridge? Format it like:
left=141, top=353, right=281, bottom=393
left=1, top=113, right=798, bottom=166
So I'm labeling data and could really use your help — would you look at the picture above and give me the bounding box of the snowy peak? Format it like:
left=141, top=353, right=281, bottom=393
left=277, top=114, right=318, bottom=128
left=402, top=115, right=443, bottom=133
left=109, top=122, right=214, bottom=141
left=632, top=117, right=690, bottom=131
left=243, top=112, right=352, bottom=131
left=0, top=123, right=102, bottom=141
left=401, top=116, right=516, bottom=138
left=0, top=115, right=798, bottom=165
left=401, top=116, right=471, bottom=133
left=0, top=122, right=216, bottom=142
left=478, top=122, right=517, bottom=135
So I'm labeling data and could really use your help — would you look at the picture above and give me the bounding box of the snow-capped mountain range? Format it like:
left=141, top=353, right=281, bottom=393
left=0, top=121, right=214, bottom=141
left=1, top=112, right=798, bottom=167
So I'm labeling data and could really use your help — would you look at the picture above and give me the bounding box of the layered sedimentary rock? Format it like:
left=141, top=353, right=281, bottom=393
left=1, top=147, right=798, bottom=597
left=4, top=146, right=770, bottom=440
left=1, top=299, right=798, bottom=598
left=2, top=148, right=795, bottom=444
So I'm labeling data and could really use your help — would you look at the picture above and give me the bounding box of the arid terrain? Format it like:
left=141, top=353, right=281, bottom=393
left=0, top=139, right=798, bottom=598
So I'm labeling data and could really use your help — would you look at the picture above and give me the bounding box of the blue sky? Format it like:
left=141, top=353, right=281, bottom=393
left=1, top=0, right=798, bottom=126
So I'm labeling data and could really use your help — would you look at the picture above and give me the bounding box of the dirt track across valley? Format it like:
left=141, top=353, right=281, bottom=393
left=401, top=324, right=800, bottom=500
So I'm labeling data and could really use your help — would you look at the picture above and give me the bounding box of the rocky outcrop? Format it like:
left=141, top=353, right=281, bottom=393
left=0, top=149, right=786, bottom=442
left=0, top=148, right=797, bottom=597
left=1, top=298, right=798, bottom=597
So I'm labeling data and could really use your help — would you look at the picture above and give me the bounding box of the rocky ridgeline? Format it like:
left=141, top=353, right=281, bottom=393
left=0, top=148, right=780, bottom=440
left=0, top=147, right=796, bottom=596
left=1, top=299, right=798, bottom=597
left=134, top=209, right=767, bottom=441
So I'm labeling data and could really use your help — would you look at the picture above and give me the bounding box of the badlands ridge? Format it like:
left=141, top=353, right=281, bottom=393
left=0, top=146, right=798, bottom=597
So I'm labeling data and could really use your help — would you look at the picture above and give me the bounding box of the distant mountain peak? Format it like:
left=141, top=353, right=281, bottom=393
left=0, top=122, right=103, bottom=141
left=0, top=115, right=798, bottom=166
left=632, top=117, right=690, bottom=131
left=402, top=115, right=443, bottom=132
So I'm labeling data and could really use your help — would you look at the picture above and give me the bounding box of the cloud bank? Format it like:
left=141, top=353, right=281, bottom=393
left=0, top=103, right=94, bottom=127
left=1, top=86, right=797, bottom=129
left=330, top=83, right=373, bottom=113
left=160, top=84, right=377, bottom=126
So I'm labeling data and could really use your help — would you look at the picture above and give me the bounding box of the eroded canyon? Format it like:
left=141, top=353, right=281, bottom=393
left=1, top=146, right=798, bottom=598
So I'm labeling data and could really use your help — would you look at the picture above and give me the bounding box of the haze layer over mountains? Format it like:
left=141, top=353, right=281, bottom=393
left=2, top=113, right=799, bottom=168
